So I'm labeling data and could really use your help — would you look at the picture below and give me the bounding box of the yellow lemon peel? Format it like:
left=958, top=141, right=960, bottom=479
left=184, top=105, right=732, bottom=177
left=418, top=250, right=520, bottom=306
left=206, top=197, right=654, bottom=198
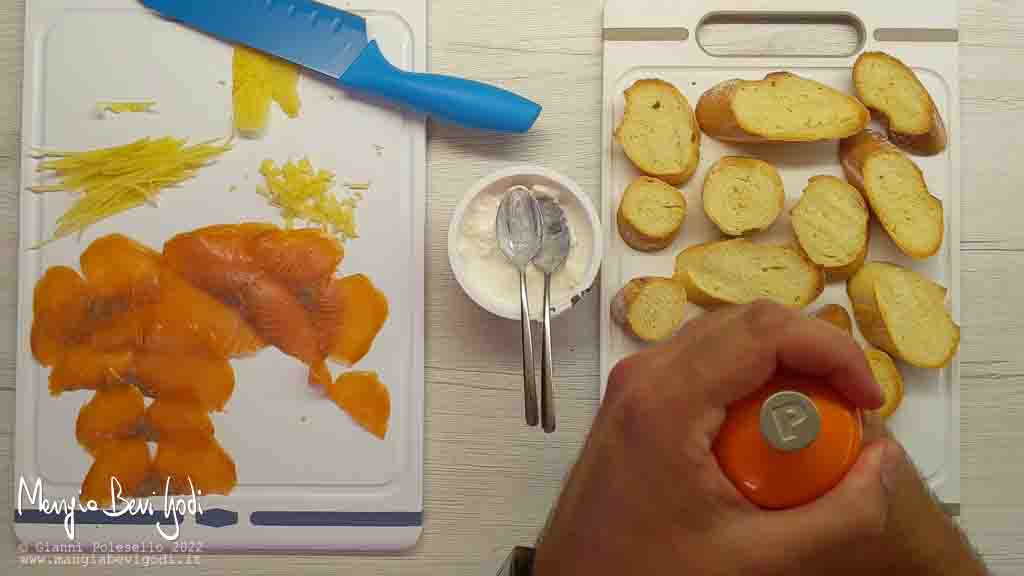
left=96, top=101, right=157, bottom=115
left=30, top=137, right=232, bottom=245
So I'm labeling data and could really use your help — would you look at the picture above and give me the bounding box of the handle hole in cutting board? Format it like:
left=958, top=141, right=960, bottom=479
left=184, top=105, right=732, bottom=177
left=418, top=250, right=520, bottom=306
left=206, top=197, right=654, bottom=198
left=697, top=13, right=864, bottom=58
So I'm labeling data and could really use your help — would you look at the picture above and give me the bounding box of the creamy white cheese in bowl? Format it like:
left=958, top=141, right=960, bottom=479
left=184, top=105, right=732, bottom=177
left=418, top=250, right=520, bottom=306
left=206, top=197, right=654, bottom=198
left=448, top=166, right=602, bottom=320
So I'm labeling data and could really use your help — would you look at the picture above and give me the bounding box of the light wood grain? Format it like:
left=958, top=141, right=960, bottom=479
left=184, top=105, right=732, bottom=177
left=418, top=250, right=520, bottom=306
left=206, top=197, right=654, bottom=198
left=2, top=0, right=1023, bottom=573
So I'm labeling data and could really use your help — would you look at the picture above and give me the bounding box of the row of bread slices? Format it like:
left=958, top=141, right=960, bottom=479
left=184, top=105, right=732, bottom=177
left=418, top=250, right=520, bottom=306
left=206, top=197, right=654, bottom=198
left=616, top=52, right=945, bottom=263
left=613, top=258, right=957, bottom=421
left=616, top=50, right=947, bottom=189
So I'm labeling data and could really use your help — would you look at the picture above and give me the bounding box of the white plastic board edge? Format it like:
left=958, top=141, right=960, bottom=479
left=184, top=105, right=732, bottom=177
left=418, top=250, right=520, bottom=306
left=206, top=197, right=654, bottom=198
left=599, top=0, right=960, bottom=508
left=16, top=0, right=426, bottom=551
left=605, top=0, right=956, bottom=33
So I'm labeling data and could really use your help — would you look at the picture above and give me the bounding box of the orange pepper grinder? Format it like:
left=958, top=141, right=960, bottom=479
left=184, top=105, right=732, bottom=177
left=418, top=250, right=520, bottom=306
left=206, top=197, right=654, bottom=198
left=713, top=376, right=863, bottom=509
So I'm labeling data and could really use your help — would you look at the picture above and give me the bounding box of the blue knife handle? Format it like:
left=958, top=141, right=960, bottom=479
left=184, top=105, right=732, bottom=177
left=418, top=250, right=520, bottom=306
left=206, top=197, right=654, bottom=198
left=338, top=41, right=542, bottom=133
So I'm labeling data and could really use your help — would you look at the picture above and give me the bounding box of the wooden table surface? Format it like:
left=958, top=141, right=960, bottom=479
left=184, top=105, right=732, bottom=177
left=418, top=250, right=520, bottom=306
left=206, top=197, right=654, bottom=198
left=2, top=0, right=1024, bottom=573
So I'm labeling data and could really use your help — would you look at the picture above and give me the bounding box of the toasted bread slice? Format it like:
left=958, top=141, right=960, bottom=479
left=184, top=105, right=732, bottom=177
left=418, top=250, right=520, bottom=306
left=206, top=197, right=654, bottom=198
left=696, top=72, right=870, bottom=143
left=847, top=262, right=958, bottom=368
left=673, top=239, right=824, bottom=309
left=702, top=157, right=785, bottom=236
left=866, top=347, right=904, bottom=419
left=854, top=51, right=947, bottom=156
left=875, top=266, right=960, bottom=368
left=615, top=79, right=701, bottom=186
left=611, top=277, right=688, bottom=343
left=814, top=304, right=853, bottom=334
left=848, top=262, right=904, bottom=352
left=840, top=131, right=943, bottom=259
left=617, top=176, right=687, bottom=252
left=792, top=176, right=870, bottom=279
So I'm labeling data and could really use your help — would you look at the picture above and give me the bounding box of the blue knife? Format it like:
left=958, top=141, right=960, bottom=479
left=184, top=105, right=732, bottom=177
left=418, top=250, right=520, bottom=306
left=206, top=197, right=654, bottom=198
left=139, top=0, right=542, bottom=133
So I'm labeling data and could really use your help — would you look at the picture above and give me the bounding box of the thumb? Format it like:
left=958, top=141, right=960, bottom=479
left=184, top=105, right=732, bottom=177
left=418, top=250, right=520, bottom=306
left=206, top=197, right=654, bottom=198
left=745, top=439, right=898, bottom=572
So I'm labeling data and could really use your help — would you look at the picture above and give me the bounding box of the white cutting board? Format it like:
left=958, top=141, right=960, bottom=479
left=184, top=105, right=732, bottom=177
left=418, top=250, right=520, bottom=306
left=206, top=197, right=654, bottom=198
left=601, top=0, right=961, bottom=507
left=15, top=0, right=425, bottom=550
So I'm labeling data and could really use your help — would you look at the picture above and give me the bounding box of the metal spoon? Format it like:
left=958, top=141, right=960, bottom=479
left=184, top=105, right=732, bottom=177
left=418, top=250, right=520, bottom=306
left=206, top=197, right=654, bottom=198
left=496, top=185, right=544, bottom=427
left=533, top=197, right=571, bottom=433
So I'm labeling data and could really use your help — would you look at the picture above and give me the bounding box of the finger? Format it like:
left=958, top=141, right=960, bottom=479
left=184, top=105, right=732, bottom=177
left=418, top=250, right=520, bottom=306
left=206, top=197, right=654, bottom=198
left=605, top=305, right=748, bottom=403
left=681, top=300, right=881, bottom=410
left=663, top=304, right=751, bottom=352
left=862, top=411, right=889, bottom=444
left=743, top=439, right=895, bottom=572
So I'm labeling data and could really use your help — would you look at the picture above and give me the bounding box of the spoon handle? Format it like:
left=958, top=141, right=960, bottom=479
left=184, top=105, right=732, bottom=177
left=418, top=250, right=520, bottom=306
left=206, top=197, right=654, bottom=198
left=541, top=274, right=556, bottom=433
left=520, top=270, right=539, bottom=426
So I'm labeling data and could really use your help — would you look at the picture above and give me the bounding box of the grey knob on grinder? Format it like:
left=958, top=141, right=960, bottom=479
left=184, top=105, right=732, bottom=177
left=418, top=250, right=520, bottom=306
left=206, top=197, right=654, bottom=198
left=759, top=390, right=822, bottom=452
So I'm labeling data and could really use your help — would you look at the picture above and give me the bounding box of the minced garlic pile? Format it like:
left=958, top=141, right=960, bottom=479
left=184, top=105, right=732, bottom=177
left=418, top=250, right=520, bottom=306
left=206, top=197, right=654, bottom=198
left=256, top=157, right=363, bottom=241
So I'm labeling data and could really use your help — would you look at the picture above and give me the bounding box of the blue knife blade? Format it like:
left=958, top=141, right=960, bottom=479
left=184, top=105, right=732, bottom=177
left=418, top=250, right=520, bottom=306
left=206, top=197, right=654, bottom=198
left=140, top=0, right=368, bottom=79
left=138, top=0, right=542, bottom=133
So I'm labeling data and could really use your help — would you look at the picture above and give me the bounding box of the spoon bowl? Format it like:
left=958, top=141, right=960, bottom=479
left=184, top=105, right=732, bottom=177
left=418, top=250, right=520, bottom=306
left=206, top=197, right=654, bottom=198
left=496, top=185, right=544, bottom=269
left=535, top=198, right=571, bottom=277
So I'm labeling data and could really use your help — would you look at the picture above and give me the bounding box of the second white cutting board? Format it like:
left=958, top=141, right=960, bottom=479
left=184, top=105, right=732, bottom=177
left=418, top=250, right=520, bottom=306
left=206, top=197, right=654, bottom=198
left=601, top=0, right=961, bottom=508
left=16, top=0, right=425, bottom=551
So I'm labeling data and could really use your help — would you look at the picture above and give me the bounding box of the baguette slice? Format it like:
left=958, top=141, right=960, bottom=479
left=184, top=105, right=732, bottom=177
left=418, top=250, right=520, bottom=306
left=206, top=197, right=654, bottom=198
left=814, top=304, right=853, bottom=334
left=615, top=79, right=701, bottom=185
left=840, top=130, right=943, bottom=259
left=847, top=262, right=959, bottom=368
left=673, top=239, right=824, bottom=309
left=792, top=175, right=870, bottom=279
left=854, top=51, right=947, bottom=156
left=611, top=277, right=688, bottom=343
left=617, top=176, right=687, bottom=252
left=811, top=303, right=903, bottom=418
left=866, top=347, right=904, bottom=420
left=847, top=262, right=902, bottom=352
left=696, top=72, right=870, bottom=143
left=702, top=157, right=785, bottom=236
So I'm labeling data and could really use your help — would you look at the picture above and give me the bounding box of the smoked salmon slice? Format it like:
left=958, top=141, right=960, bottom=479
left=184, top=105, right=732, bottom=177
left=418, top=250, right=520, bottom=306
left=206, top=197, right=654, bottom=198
left=150, top=270, right=265, bottom=358
left=248, top=227, right=344, bottom=292
left=75, top=384, right=145, bottom=455
left=31, top=266, right=93, bottom=366
left=153, top=438, right=236, bottom=496
left=80, top=234, right=162, bottom=305
left=237, top=275, right=331, bottom=387
left=163, top=223, right=273, bottom=299
left=133, top=351, right=235, bottom=412
left=80, top=438, right=151, bottom=508
left=49, top=346, right=134, bottom=396
left=319, top=274, right=389, bottom=365
left=326, top=371, right=391, bottom=439
left=143, top=399, right=215, bottom=444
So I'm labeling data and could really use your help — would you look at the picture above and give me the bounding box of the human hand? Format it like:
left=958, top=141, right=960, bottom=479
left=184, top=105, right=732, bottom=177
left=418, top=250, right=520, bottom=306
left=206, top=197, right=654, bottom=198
left=534, top=301, right=899, bottom=575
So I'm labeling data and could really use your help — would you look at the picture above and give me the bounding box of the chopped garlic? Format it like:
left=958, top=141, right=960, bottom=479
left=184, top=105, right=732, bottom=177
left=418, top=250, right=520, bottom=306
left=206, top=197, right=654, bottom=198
left=257, top=158, right=360, bottom=242
left=31, top=137, right=232, bottom=245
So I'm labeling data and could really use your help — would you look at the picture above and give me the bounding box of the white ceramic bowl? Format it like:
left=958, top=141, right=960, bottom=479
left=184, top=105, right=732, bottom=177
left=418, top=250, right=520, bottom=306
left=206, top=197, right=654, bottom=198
left=448, top=165, right=603, bottom=321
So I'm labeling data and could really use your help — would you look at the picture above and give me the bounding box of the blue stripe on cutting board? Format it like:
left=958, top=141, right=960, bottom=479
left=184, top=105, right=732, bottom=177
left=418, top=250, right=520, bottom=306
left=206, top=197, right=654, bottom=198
left=15, top=508, right=238, bottom=527
left=250, top=511, right=422, bottom=527
left=16, top=509, right=421, bottom=528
